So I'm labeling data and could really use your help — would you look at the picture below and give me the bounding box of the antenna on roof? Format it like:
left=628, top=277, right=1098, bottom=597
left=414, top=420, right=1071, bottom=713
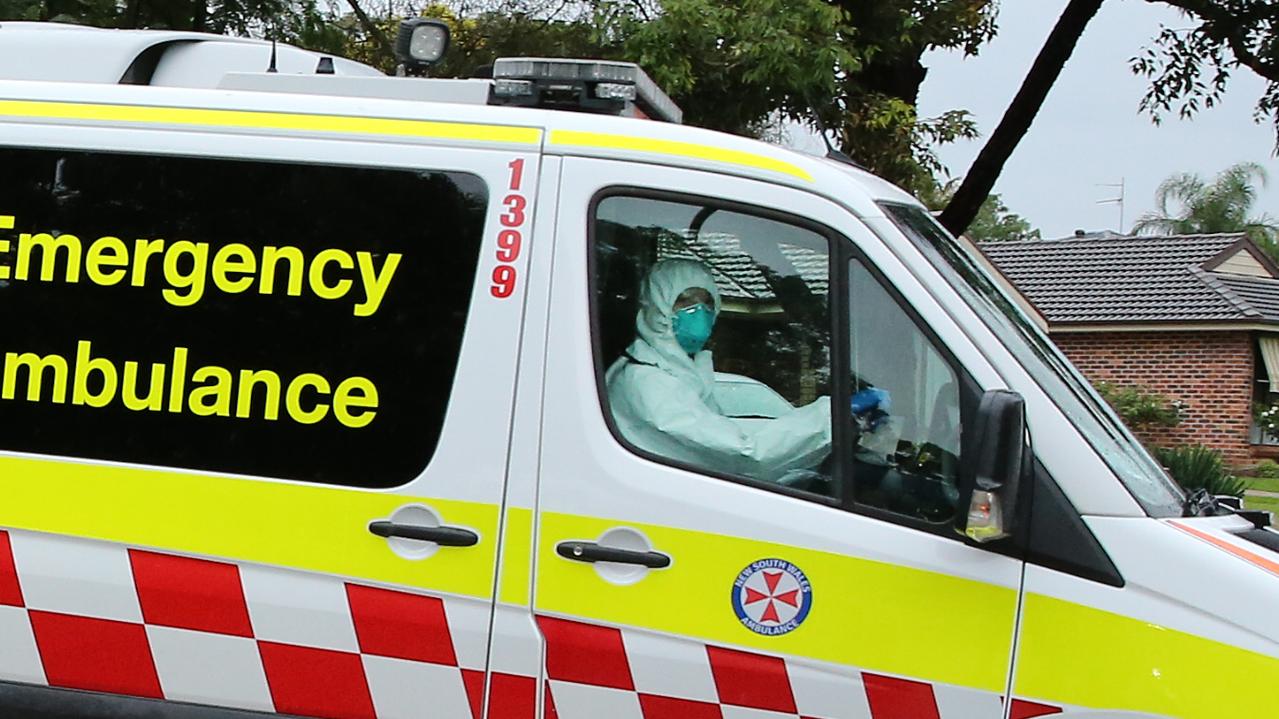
left=1096, top=178, right=1125, bottom=234
left=266, top=24, right=278, bottom=73
left=807, top=97, right=863, bottom=168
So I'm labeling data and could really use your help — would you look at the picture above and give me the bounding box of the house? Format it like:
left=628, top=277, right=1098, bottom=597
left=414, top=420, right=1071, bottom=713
left=979, top=232, right=1279, bottom=466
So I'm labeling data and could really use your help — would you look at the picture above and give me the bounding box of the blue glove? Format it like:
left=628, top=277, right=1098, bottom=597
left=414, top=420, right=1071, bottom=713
left=851, top=387, right=890, bottom=415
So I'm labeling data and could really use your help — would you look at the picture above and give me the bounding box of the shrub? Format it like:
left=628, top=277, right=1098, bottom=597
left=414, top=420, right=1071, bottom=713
left=1255, top=459, right=1279, bottom=480
left=1255, top=403, right=1279, bottom=436
left=1095, top=382, right=1183, bottom=431
left=1155, top=445, right=1249, bottom=498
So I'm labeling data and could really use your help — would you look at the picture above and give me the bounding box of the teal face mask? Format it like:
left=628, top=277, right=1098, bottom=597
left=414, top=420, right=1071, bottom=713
left=672, top=303, right=715, bottom=355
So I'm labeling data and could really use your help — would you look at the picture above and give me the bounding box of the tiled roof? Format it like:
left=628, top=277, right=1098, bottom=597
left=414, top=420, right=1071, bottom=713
left=1215, top=274, right=1279, bottom=321
left=979, top=233, right=1279, bottom=325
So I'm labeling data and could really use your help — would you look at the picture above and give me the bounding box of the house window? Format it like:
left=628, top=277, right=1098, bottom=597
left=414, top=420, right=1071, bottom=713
left=1252, top=335, right=1279, bottom=445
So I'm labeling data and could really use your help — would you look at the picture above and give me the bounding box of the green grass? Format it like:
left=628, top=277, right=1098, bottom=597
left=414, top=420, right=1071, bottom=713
left=1245, top=476, right=1279, bottom=493
left=1244, top=494, right=1279, bottom=515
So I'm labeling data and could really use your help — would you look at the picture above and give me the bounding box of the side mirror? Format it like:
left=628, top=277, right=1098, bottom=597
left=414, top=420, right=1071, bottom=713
left=956, top=389, right=1027, bottom=543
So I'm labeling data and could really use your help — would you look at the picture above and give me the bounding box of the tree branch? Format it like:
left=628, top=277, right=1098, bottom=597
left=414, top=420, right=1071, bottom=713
left=347, top=0, right=394, bottom=64
left=1150, top=0, right=1279, bottom=81
left=939, top=0, right=1105, bottom=237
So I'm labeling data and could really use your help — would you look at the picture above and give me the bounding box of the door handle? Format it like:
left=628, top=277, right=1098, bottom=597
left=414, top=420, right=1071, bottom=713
left=556, top=541, right=671, bottom=569
left=368, top=520, right=478, bottom=547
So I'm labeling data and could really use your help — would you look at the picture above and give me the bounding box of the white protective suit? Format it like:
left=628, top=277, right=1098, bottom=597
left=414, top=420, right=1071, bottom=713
left=605, top=259, right=832, bottom=482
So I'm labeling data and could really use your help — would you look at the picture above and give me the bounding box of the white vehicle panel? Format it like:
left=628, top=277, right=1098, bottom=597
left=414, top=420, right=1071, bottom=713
left=0, top=104, right=539, bottom=715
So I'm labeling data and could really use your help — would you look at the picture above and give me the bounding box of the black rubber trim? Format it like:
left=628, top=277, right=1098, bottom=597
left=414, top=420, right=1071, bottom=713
left=0, top=680, right=295, bottom=718
left=118, top=41, right=197, bottom=85
left=367, top=521, right=478, bottom=547
left=1236, top=527, right=1279, bottom=554
left=556, top=541, right=671, bottom=568
left=1016, top=459, right=1124, bottom=587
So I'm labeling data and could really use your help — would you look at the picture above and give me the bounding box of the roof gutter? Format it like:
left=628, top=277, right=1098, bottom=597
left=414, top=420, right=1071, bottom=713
left=1051, top=321, right=1279, bottom=334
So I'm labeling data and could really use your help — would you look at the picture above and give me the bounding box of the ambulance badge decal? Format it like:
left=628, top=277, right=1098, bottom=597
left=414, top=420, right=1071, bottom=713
left=731, top=558, right=812, bottom=636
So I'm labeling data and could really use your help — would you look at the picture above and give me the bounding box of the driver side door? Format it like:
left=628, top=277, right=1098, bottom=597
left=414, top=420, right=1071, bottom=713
left=531, top=158, right=1026, bottom=718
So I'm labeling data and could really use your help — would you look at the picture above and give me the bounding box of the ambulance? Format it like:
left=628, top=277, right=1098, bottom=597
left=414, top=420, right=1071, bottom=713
left=0, top=20, right=1274, bottom=719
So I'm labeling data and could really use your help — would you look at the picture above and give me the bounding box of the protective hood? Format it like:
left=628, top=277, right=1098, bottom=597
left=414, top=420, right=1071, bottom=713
left=606, top=257, right=833, bottom=482
left=626, top=258, right=722, bottom=398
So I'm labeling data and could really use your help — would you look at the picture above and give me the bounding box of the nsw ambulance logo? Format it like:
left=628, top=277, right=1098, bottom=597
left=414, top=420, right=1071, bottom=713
left=731, top=558, right=812, bottom=636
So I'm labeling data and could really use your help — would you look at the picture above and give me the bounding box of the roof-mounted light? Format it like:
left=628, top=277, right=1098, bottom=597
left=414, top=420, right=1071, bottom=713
left=394, top=19, right=450, bottom=76
left=489, top=57, right=682, bottom=123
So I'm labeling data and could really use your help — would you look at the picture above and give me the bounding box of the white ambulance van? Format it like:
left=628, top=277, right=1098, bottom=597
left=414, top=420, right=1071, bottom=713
left=0, top=20, right=1274, bottom=719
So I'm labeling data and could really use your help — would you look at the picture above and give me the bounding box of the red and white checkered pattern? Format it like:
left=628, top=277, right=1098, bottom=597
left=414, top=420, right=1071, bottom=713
left=535, top=615, right=1065, bottom=719
left=0, top=528, right=489, bottom=719
left=0, top=528, right=1066, bottom=719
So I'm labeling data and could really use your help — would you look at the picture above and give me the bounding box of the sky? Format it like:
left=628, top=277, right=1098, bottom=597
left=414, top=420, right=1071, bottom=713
left=911, top=0, right=1279, bottom=240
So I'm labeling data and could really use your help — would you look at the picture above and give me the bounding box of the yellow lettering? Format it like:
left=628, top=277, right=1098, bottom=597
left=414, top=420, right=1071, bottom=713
left=285, top=373, right=330, bottom=425
left=122, top=361, right=165, bottom=411
left=188, top=365, right=233, bottom=417
left=354, top=252, right=402, bottom=317
left=333, top=376, right=378, bottom=428
left=86, top=237, right=129, bottom=286
left=0, top=339, right=381, bottom=428
left=168, top=346, right=188, bottom=413
left=0, top=215, right=11, bottom=282
left=71, top=340, right=119, bottom=408
left=162, top=241, right=208, bottom=307
left=260, top=246, right=304, bottom=296
left=16, top=232, right=81, bottom=282
left=308, top=249, right=354, bottom=300
left=212, top=243, right=256, bottom=294
left=236, top=369, right=281, bottom=420
left=3, top=352, right=69, bottom=402
left=131, top=239, right=166, bottom=287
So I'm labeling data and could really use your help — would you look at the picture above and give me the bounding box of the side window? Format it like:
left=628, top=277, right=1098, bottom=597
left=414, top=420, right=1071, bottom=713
left=593, top=194, right=836, bottom=495
left=849, top=259, right=963, bottom=523
left=0, top=147, right=488, bottom=487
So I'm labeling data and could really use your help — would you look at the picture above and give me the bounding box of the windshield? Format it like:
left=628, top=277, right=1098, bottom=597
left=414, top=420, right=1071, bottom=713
left=878, top=202, right=1184, bottom=517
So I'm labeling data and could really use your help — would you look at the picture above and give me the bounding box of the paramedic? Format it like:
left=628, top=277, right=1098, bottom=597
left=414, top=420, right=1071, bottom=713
left=604, top=258, right=837, bottom=483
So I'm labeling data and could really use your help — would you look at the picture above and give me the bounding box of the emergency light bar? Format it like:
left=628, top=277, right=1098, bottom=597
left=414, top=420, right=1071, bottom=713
left=489, top=57, right=682, bottom=124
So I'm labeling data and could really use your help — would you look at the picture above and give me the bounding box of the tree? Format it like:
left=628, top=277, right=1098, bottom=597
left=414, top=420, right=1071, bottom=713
left=965, top=194, right=1042, bottom=243
left=939, top=0, right=1105, bottom=237
left=337, top=1, right=1001, bottom=194
left=5, top=0, right=1001, bottom=196
left=1133, top=1, right=1279, bottom=144
left=606, top=0, right=857, bottom=138
left=919, top=179, right=1041, bottom=242
left=1, top=0, right=327, bottom=38
left=823, top=0, right=1000, bottom=193
left=1132, top=161, right=1279, bottom=252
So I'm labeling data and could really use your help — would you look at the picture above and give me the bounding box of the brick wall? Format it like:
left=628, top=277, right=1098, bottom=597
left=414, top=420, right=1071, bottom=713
left=1052, top=330, right=1255, bottom=466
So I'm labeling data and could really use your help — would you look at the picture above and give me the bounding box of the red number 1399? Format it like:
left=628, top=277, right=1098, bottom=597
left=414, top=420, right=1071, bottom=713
left=491, top=158, right=530, bottom=299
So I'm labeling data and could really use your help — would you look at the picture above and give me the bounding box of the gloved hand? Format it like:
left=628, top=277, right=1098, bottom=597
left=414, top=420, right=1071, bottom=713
left=851, top=387, right=891, bottom=415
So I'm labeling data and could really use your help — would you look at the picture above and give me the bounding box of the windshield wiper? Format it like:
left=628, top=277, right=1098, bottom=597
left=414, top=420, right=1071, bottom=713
left=1182, top=488, right=1272, bottom=528
left=1182, top=488, right=1218, bottom=517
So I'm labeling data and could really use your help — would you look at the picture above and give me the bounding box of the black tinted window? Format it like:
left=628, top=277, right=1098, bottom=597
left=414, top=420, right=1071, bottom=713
left=0, top=148, right=487, bottom=487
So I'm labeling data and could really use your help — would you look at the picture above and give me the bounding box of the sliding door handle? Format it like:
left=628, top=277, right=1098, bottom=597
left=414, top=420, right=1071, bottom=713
left=556, top=541, right=671, bottom=569
left=369, top=520, right=478, bottom=547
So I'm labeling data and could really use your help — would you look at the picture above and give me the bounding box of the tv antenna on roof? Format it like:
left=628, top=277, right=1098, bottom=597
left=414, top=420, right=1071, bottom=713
left=1097, top=178, right=1125, bottom=234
